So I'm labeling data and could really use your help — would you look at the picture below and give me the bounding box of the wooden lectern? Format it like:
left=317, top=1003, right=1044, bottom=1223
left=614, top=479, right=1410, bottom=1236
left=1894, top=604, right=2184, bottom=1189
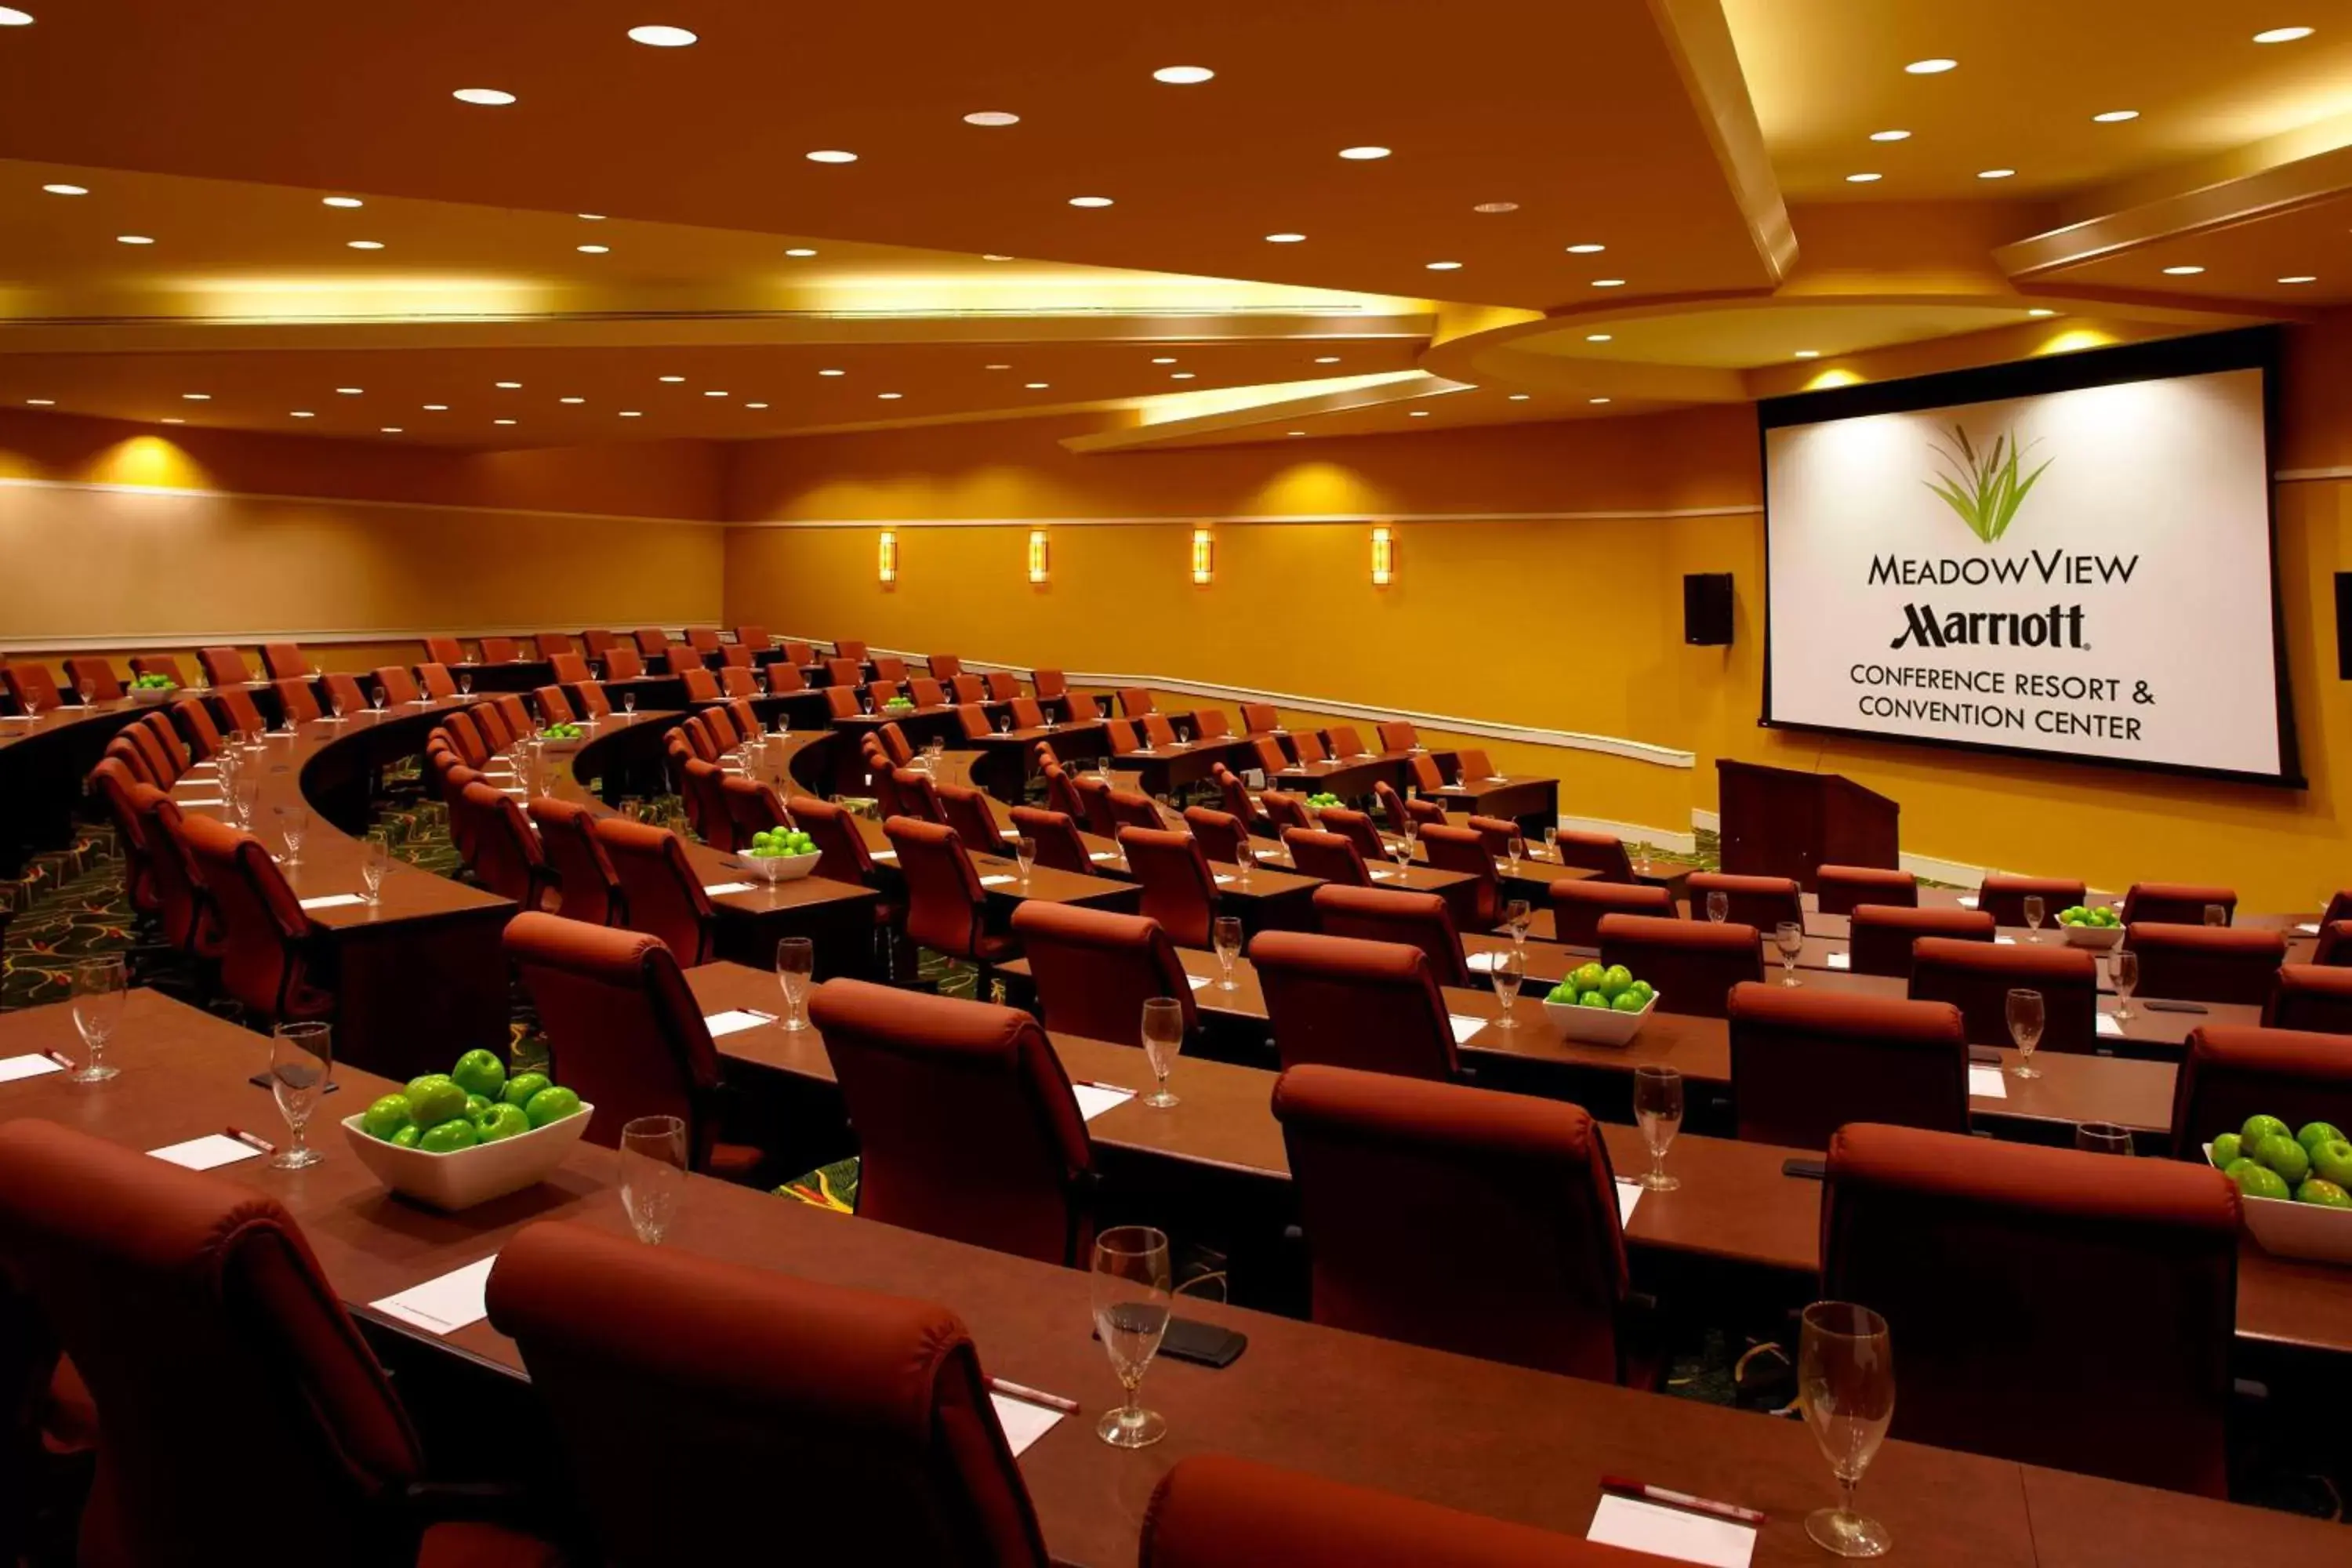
left=1715, top=760, right=1900, bottom=890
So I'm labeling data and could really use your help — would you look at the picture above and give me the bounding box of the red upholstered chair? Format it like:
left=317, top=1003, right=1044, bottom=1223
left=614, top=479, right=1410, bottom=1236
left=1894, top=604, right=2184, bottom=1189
left=719, top=648, right=754, bottom=677
left=1105, top=789, right=1163, bottom=834
left=532, top=684, right=578, bottom=724
left=88, top=759, right=158, bottom=914
left=1033, top=761, right=1082, bottom=825
left=64, top=656, right=123, bottom=701
left=780, top=639, right=815, bottom=664
left=132, top=652, right=189, bottom=686
left=950, top=673, right=986, bottom=705
left=602, top=646, right=645, bottom=681
left=423, top=636, right=466, bottom=665
left=1119, top=827, right=1221, bottom=949
left=172, top=695, right=228, bottom=759
left=680, top=758, right=734, bottom=848
left=1418, top=823, right=1503, bottom=929
left=823, top=684, right=860, bottom=720
left=122, top=722, right=179, bottom=786
left=873, top=720, right=915, bottom=768
left=685, top=627, right=721, bottom=656
left=134, top=789, right=224, bottom=963
left=1596, top=914, right=1760, bottom=1020
left=504, top=913, right=761, bottom=1178
left=674, top=666, right=717, bottom=704
left=1012, top=901, right=1196, bottom=1043
left=459, top=782, right=554, bottom=912
left=631, top=627, right=669, bottom=658
left=2129, top=924, right=2285, bottom=1006
left=1283, top=827, right=1371, bottom=887
left=1686, top=871, right=1802, bottom=931
left=1290, top=730, right=1331, bottom=765
left=273, top=677, right=328, bottom=725
left=906, top=676, right=945, bottom=709
left=104, top=735, right=158, bottom=791
left=1252, top=930, right=1457, bottom=1080
left=179, top=814, right=333, bottom=1025
left=1823, top=1123, right=2238, bottom=1495
left=1459, top=815, right=1515, bottom=855
left=1071, top=774, right=1120, bottom=839
left=1250, top=735, right=1290, bottom=778
left=1141, top=713, right=1179, bottom=750
left=1324, top=724, right=1367, bottom=757
left=139, top=710, right=191, bottom=771
left=2171, top=1023, right=2352, bottom=1154
left=1908, top=937, right=2098, bottom=1054
left=0, top=662, right=62, bottom=714
left=572, top=679, right=612, bottom=720
left=1008, top=695, right=1047, bottom=730
left=984, top=671, right=1021, bottom=702
left=1011, top=805, right=1095, bottom=878
left=592, top=818, right=716, bottom=967
left=412, top=662, right=455, bottom=701
left=198, top=645, right=254, bottom=686
left=1371, top=781, right=1413, bottom=836
left=1116, top=685, right=1156, bottom=717
left=955, top=702, right=993, bottom=742
left=887, top=817, right=1015, bottom=971
left=1457, top=747, right=1502, bottom=779
left=1728, top=983, right=1969, bottom=1149
left=2267, top=964, right=2352, bottom=1033
left=0, top=1120, right=560, bottom=1568
left=2311, top=922, right=2352, bottom=966
left=479, top=637, right=522, bottom=664
left=811, top=979, right=1095, bottom=1265
left=720, top=775, right=793, bottom=849
left=1407, top=751, right=1446, bottom=793
left=259, top=641, right=307, bottom=681
left=441, top=708, right=492, bottom=768
left=1274, top=1066, right=1635, bottom=1383
left=2124, top=883, right=2238, bottom=927
left=372, top=665, right=423, bottom=706
left=1374, top=719, right=1418, bottom=752
left=528, top=797, right=623, bottom=928
left=765, top=662, right=807, bottom=693
left=1316, top=805, right=1388, bottom=864
left=1976, top=873, right=2087, bottom=927
left=936, top=782, right=1004, bottom=854
left=824, top=656, right=864, bottom=688
left=1848, top=904, right=1994, bottom=978
left=484, top=1223, right=1048, bottom=1568
left=1182, top=806, right=1250, bottom=866
left=583, top=629, right=619, bottom=656
left=1213, top=764, right=1265, bottom=829
left=546, top=651, right=592, bottom=686
left=891, top=767, right=949, bottom=828
left=535, top=632, right=574, bottom=660
left=1239, top=702, right=1281, bottom=734
left=1313, top=884, right=1468, bottom=988
left=1548, top=880, right=1674, bottom=947
left=1105, top=717, right=1142, bottom=754
left=788, top=794, right=895, bottom=919
left=214, top=684, right=267, bottom=739
left=1140, top=1454, right=1636, bottom=1568
left=1817, top=864, right=1918, bottom=915
left=1192, top=708, right=1231, bottom=739
left=870, top=655, right=908, bottom=684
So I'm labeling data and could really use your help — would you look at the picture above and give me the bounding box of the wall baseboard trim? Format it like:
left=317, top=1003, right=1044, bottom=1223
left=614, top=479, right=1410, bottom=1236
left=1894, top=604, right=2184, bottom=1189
left=0, top=625, right=720, bottom=655
left=1562, top=815, right=1698, bottom=856
left=0, top=475, right=720, bottom=531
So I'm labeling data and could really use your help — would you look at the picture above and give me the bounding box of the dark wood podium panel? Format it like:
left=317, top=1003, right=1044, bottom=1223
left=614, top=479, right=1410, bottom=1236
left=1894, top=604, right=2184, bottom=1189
left=1716, top=760, right=1899, bottom=889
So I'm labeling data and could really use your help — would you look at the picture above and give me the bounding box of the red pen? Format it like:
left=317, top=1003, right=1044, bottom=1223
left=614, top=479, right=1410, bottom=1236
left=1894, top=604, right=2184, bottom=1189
left=224, top=1126, right=278, bottom=1155
left=42, top=1050, right=73, bottom=1069
left=986, top=1377, right=1080, bottom=1414
left=1599, top=1476, right=1767, bottom=1526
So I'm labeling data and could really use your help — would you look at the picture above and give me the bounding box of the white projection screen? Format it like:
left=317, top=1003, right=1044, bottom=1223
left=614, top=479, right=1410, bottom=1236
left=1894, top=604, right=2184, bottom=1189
left=1759, top=331, right=2299, bottom=786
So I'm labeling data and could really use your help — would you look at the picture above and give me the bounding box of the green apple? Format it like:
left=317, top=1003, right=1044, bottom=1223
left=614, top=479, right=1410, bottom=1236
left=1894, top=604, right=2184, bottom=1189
left=2241, top=1113, right=2291, bottom=1152
left=2296, top=1178, right=2352, bottom=1209
left=418, top=1118, right=479, bottom=1154
left=1611, top=990, right=1646, bottom=1013
left=464, top=1093, right=491, bottom=1117
left=2210, top=1132, right=2243, bottom=1168
left=2227, top=1160, right=2291, bottom=1201
left=1578, top=991, right=1610, bottom=1009
left=501, top=1071, right=552, bottom=1109
left=474, top=1102, right=532, bottom=1142
left=2256, top=1133, right=2311, bottom=1187
left=451, top=1047, right=506, bottom=1100
left=2296, top=1121, right=2346, bottom=1155
left=1627, top=979, right=1654, bottom=1004
left=1598, top=964, right=1633, bottom=999
left=360, top=1094, right=412, bottom=1142
left=524, top=1083, right=583, bottom=1127
left=404, top=1074, right=468, bottom=1127
left=1570, top=962, right=1607, bottom=993
left=2310, top=1138, right=2352, bottom=1189
left=390, top=1124, right=423, bottom=1149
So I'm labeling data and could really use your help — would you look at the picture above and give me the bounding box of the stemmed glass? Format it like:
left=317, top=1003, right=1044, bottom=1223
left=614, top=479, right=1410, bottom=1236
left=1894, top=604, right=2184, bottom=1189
left=1799, top=1301, right=1896, bottom=1559
left=1705, top=890, right=1729, bottom=924
left=369, top=684, right=387, bottom=717
left=2006, top=987, right=2044, bottom=1079
left=278, top=805, right=309, bottom=866
left=1212, top=916, right=1243, bottom=990
left=361, top=832, right=391, bottom=906
left=1014, top=835, right=1037, bottom=885
left=1504, top=836, right=1525, bottom=877
left=1490, top=947, right=1525, bottom=1029
left=619, top=1114, right=688, bottom=1244
left=1775, top=920, right=1805, bottom=985
left=1141, top=997, right=1183, bottom=1109
left=1504, top=898, right=1531, bottom=949
left=622, top=692, right=637, bottom=718
left=1389, top=837, right=1414, bottom=878
left=68, top=954, right=126, bottom=1083
left=76, top=681, right=96, bottom=707
left=2110, top=949, right=2139, bottom=1020
left=2024, top=894, right=2045, bottom=942
left=1543, top=824, right=1559, bottom=860
left=775, top=937, right=814, bottom=1031
left=267, top=1022, right=332, bottom=1170
left=233, top=779, right=260, bottom=832
left=458, top=672, right=474, bottom=697
left=2076, top=1121, right=2134, bottom=1155
left=1632, top=1065, right=1682, bottom=1191
left=1091, top=1226, right=1172, bottom=1448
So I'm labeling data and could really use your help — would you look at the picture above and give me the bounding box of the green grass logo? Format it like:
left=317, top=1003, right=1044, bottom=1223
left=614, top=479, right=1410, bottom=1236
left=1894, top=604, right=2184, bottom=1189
left=1924, top=424, right=2052, bottom=543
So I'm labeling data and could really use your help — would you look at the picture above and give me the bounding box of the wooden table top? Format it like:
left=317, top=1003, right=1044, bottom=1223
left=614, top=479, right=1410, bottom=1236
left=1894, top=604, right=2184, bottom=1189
left=4, top=985, right=2343, bottom=1566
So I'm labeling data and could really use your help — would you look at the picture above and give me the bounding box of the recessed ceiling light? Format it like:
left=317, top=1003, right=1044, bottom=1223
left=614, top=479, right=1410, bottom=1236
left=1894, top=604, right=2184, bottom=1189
left=322, top=195, right=362, bottom=208
left=1472, top=201, right=1519, bottom=213
left=1592, top=278, right=1627, bottom=288
left=160, top=418, right=183, bottom=424
left=877, top=391, right=904, bottom=400
left=42, top=183, right=87, bottom=195
left=181, top=393, right=209, bottom=401
left=702, top=390, right=728, bottom=397
left=982, top=253, right=1014, bottom=261
left=289, top=410, right=312, bottom=418
left=346, top=239, right=384, bottom=249
left=1265, top=232, right=1305, bottom=242
left=1171, top=372, right=1196, bottom=379
left=1795, top=350, right=1821, bottom=359
left=560, top=396, right=586, bottom=404
left=618, top=411, right=642, bottom=418
left=818, top=368, right=846, bottom=376
left=963, top=111, right=1020, bottom=126
left=626, top=24, right=697, bottom=46
left=1313, top=355, right=1341, bottom=363
left=452, top=88, right=516, bottom=105
left=379, top=426, right=402, bottom=433
left=1586, top=332, right=1613, bottom=343
left=2027, top=308, right=2056, bottom=317
left=115, top=234, right=154, bottom=245
left=659, top=375, right=685, bottom=383
left=985, top=363, right=1010, bottom=370
left=746, top=402, right=769, bottom=408
left=1152, top=65, right=1214, bottom=84
left=1151, top=357, right=1178, bottom=364
left=336, top=387, right=363, bottom=395
left=423, top=404, right=448, bottom=411
left=1978, top=168, right=2016, bottom=179
left=0, top=9, right=34, bottom=24
left=576, top=243, right=609, bottom=254
left=1846, top=172, right=1882, bottom=183
left=1069, top=195, right=1113, bottom=208
left=1589, top=397, right=1612, bottom=405
left=1508, top=394, right=1530, bottom=401
left=784, top=247, right=817, bottom=257
left=1425, top=260, right=1462, bottom=270
left=2162, top=264, right=2205, bottom=275
left=1905, top=58, right=1958, bottom=74
left=495, top=381, right=521, bottom=389
left=2256, top=27, right=2315, bottom=43
left=1407, top=410, right=1430, bottom=417
left=1565, top=243, right=1606, bottom=254
left=26, top=397, right=53, bottom=406
left=1338, top=146, right=1390, bottom=160
left=2092, top=110, right=2140, bottom=123
left=2280, top=274, right=2318, bottom=284
left=1870, top=129, right=1911, bottom=142
left=577, top=213, right=606, bottom=221
left=1287, top=430, right=1306, bottom=437
left=494, top=418, right=517, bottom=425
left=805, top=149, right=858, bottom=164
left=1025, top=382, right=1049, bottom=390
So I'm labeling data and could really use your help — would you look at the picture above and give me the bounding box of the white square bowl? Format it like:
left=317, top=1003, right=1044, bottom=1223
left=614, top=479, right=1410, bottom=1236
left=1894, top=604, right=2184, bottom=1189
left=2061, top=923, right=2125, bottom=951
left=741, top=849, right=824, bottom=884
left=1540, top=993, right=1659, bottom=1047
left=339, top=1103, right=593, bottom=1211
left=2204, top=1144, right=2352, bottom=1263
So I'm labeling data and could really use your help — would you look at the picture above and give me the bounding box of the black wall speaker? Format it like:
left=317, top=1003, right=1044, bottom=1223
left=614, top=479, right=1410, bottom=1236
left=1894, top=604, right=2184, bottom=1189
left=1684, top=572, right=1734, bottom=646
left=2338, top=572, right=2352, bottom=678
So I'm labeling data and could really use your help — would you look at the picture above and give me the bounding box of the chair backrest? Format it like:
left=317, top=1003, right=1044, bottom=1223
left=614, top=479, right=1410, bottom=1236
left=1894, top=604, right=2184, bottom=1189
left=681, top=758, right=735, bottom=849
left=1283, top=827, right=1370, bottom=887
left=1041, top=762, right=1088, bottom=824
left=548, top=651, right=591, bottom=685
left=441, top=707, right=492, bottom=768
left=1728, top=983, right=1969, bottom=1149
left=811, top=979, right=1095, bottom=1265
left=198, top=645, right=254, bottom=686
left=1457, top=747, right=1500, bottom=779
left=1231, top=701, right=1275, bottom=733
left=719, top=644, right=753, bottom=671
left=1529, top=830, right=1624, bottom=884
left=259, top=642, right=307, bottom=681
left=423, top=636, right=466, bottom=664
left=887, top=817, right=993, bottom=961
left=2313, top=921, right=2352, bottom=966
left=1595, top=913, right=1760, bottom=1019
left=1976, top=873, right=2086, bottom=927
left=869, top=655, right=906, bottom=684
left=825, top=685, right=861, bottom=720
left=89, top=757, right=157, bottom=909
left=1105, top=789, right=1163, bottom=834
left=733, top=625, right=770, bottom=652
left=720, top=775, right=793, bottom=845
left=1118, top=827, right=1220, bottom=949
left=485, top=1221, right=1049, bottom=1568
left=177, top=814, right=329, bottom=1024
left=1211, top=766, right=1262, bottom=830
left=2171, top=1022, right=2352, bottom=1154
left=1816, top=864, right=1918, bottom=916
left=776, top=796, right=869, bottom=888
left=1686, top=872, right=1802, bottom=931
left=263, top=677, right=317, bottom=724
left=1847, top=905, right=1994, bottom=977
left=1417, top=822, right=1502, bottom=928
left=592, top=818, right=716, bottom=966
left=172, top=695, right=227, bottom=759
left=1370, top=781, right=1414, bottom=835
left=1250, top=735, right=1290, bottom=778
left=950, top=673, right=986, bottom=704
left=2267, top=963, right=2352, bottom=1033
left=504, top=912, right=731, bottom=1164
left=1824, top=1122, right=2238, bottom=1495
left=954, top=702, right=993, bottom=741
left=831, top=638, right=869, bottom=661
left=0, top=1120, right=428, bottom=1568
left=480, top=636, right=522, bottom=664
left=1252, top=930, right=1457, bottom=1080
left=937, top=782, right=1004, bottom=854
left=686, top=627, right=721, bottom=654
left=132, top=786, right=219, bottom=956
left=893, top=767, right=948, bottom=827
left=1316, top=805, right=1387, bottom=863
left=583, top=629, right=619, bottom=655
left=1313, top=884, right=1468, bottom=988
left=371, top=664, right=421, bottom=705
left=1258, top=786, right=1316, bottom=832
left=2129, top=923, right=2285, bottom=1005
left=603, top=646, right=645, bottom=681
left=215, top=685, right=266, bottom=738
left=1373, top=719, right=1418, bottom=752
left=1546, top=880, right=1673, bottom=947
left=528, top=797, right=623, bottom=928
left=533, top=684, right=579, bottom=724
left=1406, top=752, right=1446, bottom=792
left=1071, top=774, right=1120, bottom=838
left=766, top=662, right=808, bottom=693
left=673, top=666, right=716, bottom=703
left=131, top=652, right=189, bottom=686
left=105, top=734, right=158, bottom=791
left=64, top=655, right=124, bottom=701
left=1323, top=724, right=1366, bottom=757
left=2, top=660, right=65, bottom=716
left=1105, top=717, right=1142, bottom=754
left=1012, top=901, right=1197, bottom=1040
left=1115, top=685, right=1156, bottom=717
left=632, top=627, right=670, bottom=657
left=461, top=782, right=550, bottom=910
left=825, top=656, right=864, bottom=688
left=415, top=662, right=457, bottom=700
left=535, top=632, right=574, bottom=660
left=902, top=675, right=941, bottom=709
left=1290, top=730, right=1330, bottom=765
left=572, top=677, right=613, bottom=719
left=1907, top=937, right=2099, bottom=1053
left=1005, top=805, right=1092, bottom=877
left=138, top=710, right=190, bottom=771
left=1028, top=667, right=1066, bottom=699
left=1192, top=708, right=1230, bottom=739
left=779, top=639, right=815, bottom=664
left=2123, top=882, right=2238, bottom=927
left=981, top=671, right=1019, bottom=701
left=1181, top=806, right=1250, bottom=866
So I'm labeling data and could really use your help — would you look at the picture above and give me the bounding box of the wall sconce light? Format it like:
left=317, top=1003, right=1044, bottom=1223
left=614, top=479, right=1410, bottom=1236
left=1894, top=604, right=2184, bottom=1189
left=1370, top=525, right=1396, bottom=586
left=1191, top=526, right=1214, bottom=585
left=877, top=530, right=898, bottom=586
left=1027, top=528, right=1050, bottom=585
